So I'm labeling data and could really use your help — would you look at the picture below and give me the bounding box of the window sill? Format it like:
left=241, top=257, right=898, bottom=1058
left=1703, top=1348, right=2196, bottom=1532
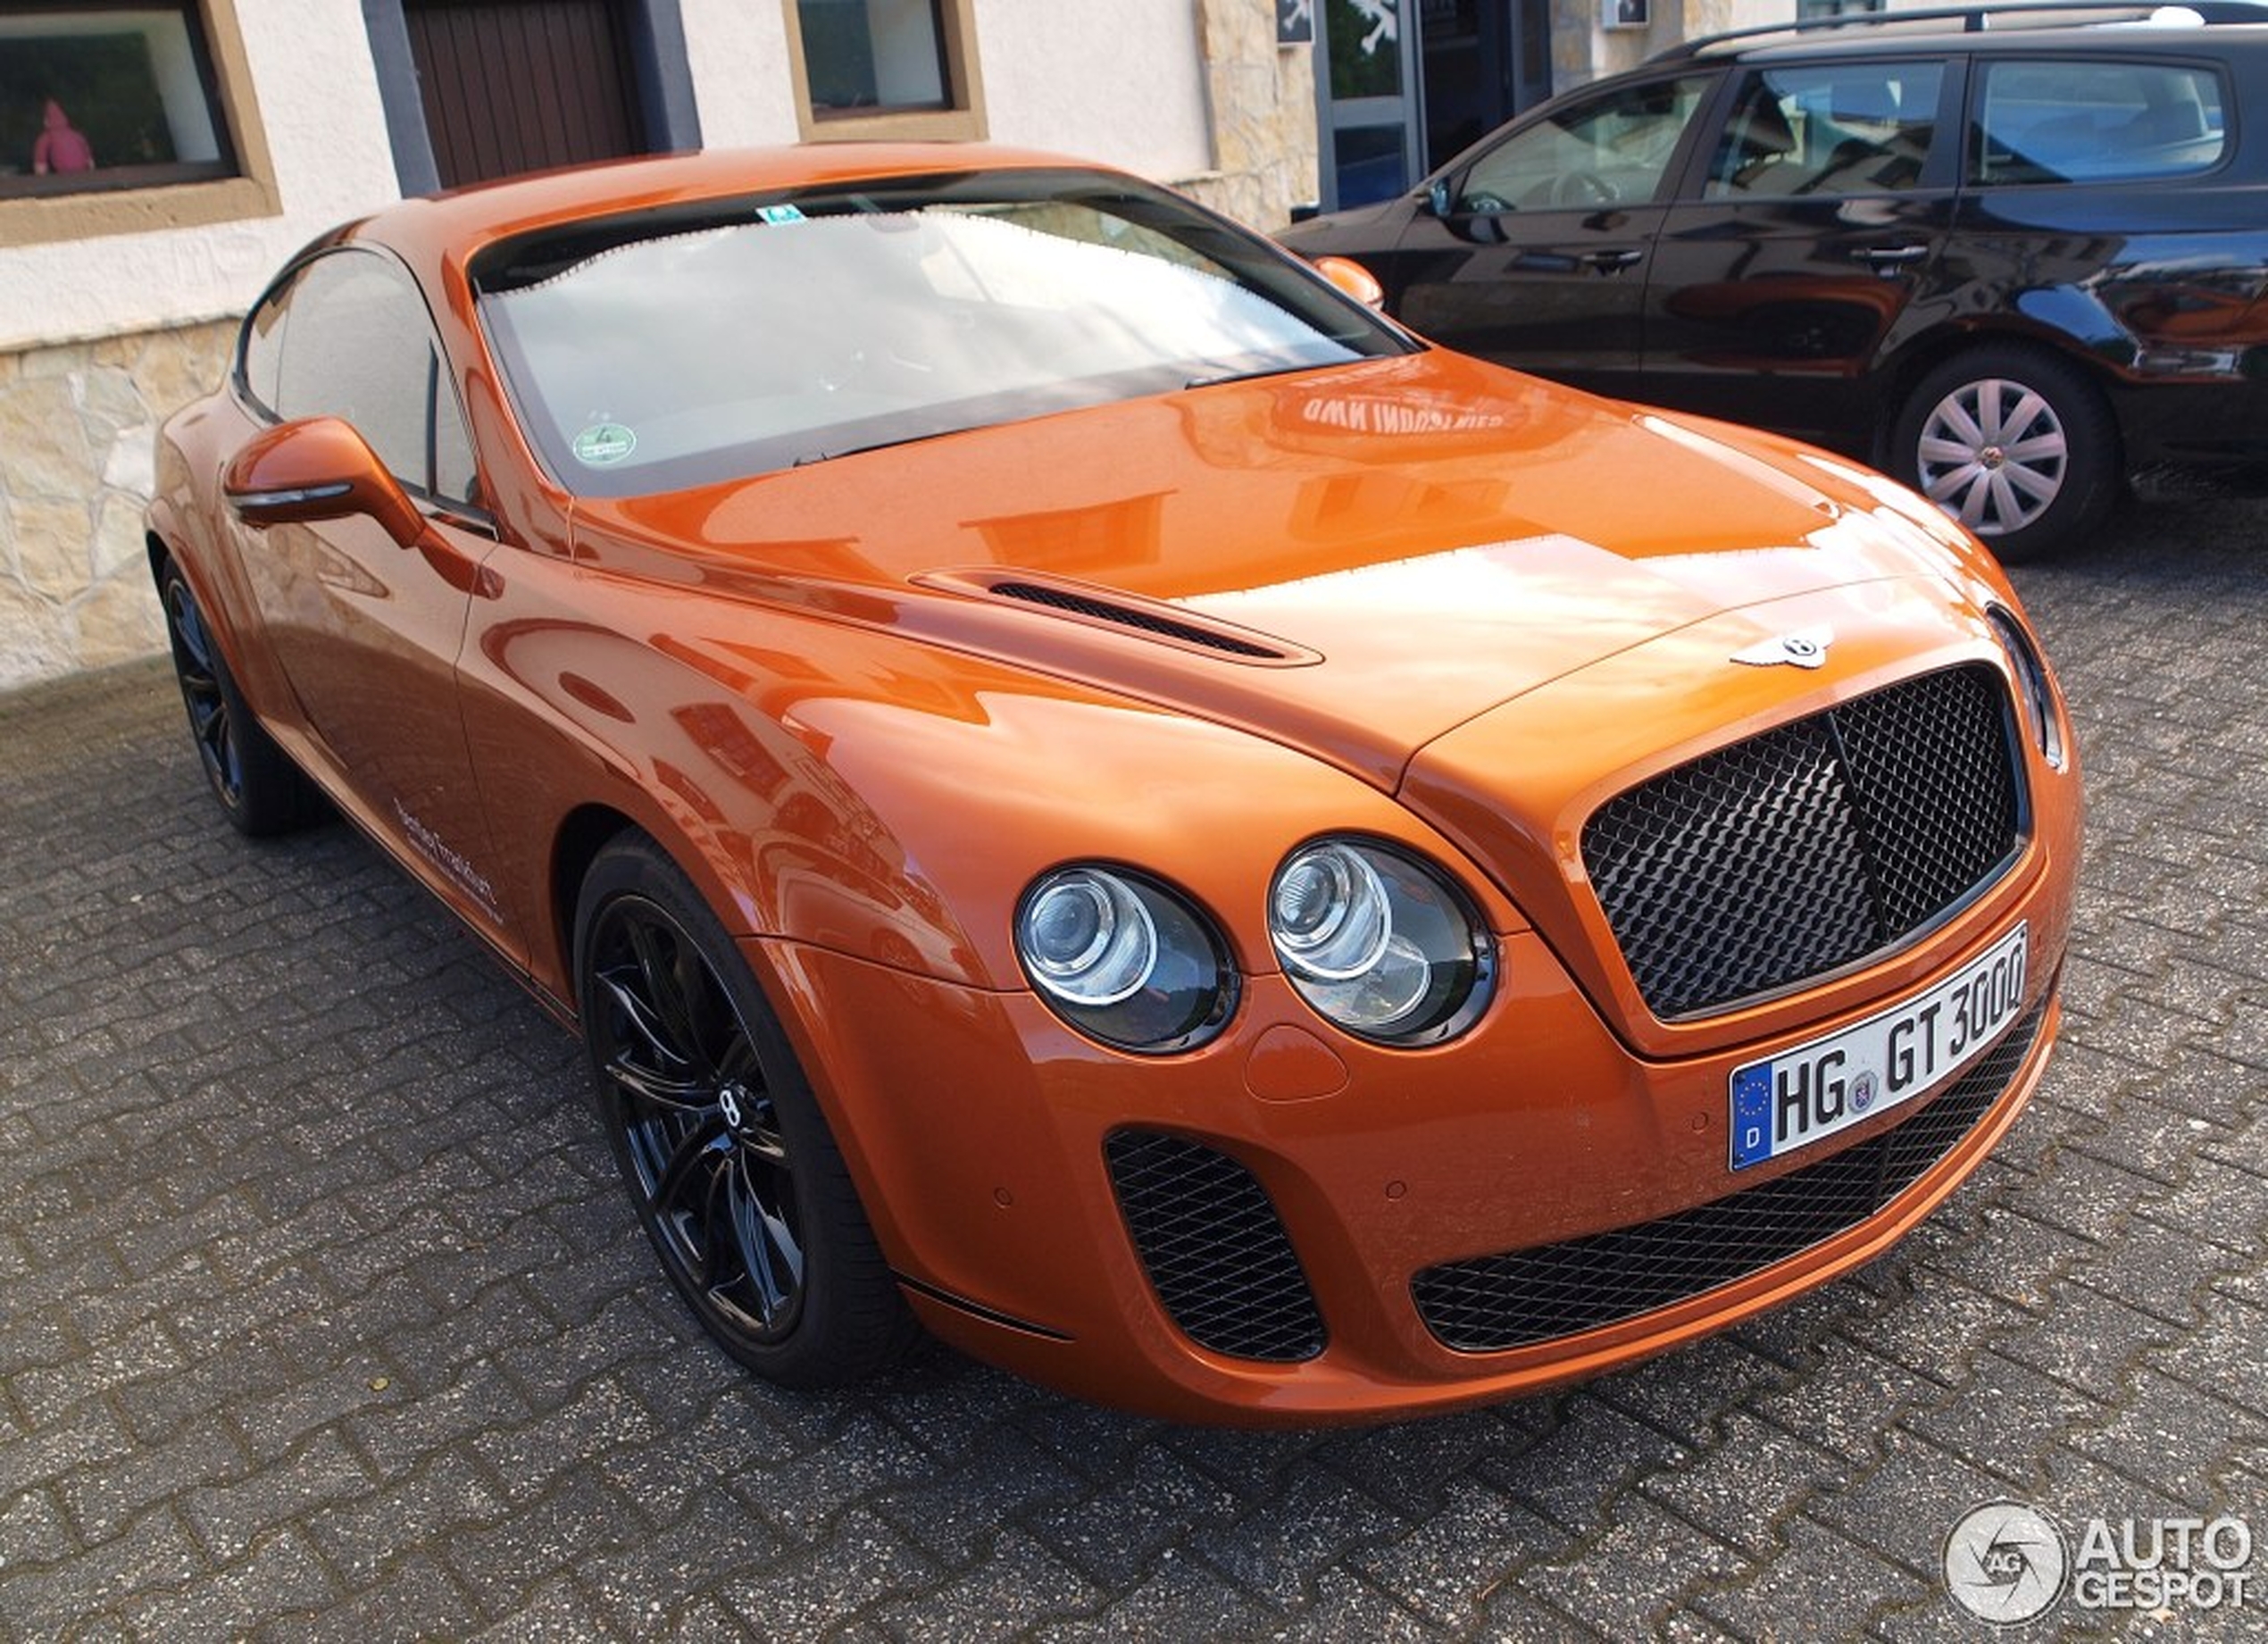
left=0, top=174, right=281, bottom=251
left=795, top=106, right=988, bottom=145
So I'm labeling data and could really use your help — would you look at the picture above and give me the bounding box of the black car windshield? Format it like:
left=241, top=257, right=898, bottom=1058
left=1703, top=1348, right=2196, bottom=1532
left=474, top=169, right=1413, bottom=497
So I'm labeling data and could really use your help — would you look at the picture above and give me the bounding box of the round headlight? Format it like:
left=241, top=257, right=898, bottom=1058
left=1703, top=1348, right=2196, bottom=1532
left=1016, top=866, right=1236, bottom=1053
left=1268, top=839, right=1494, bottom=1044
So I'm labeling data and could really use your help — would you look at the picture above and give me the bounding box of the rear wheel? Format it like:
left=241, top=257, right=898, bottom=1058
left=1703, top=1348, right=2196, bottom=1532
left=1890, top=343, right=2120, bottom=563
left=574, top=835, right=917, bottom=1387
left=156, top=558, right=323, bottom=836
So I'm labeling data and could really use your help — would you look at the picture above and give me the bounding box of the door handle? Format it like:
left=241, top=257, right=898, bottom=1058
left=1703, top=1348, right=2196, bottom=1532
left=1584, top=248, right=1644, bottom=273
left=1855, top=244, right=1930, bottom=271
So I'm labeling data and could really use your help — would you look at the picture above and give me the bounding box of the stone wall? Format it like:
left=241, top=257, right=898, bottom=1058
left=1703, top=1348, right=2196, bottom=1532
left=1182, top=0, right=1321, bottom=230
left=0, top=321, right=233, bottom=690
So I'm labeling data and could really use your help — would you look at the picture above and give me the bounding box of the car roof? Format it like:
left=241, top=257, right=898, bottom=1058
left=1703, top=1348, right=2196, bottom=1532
left=1655, top=0, right=2268, bottom=63
left=340, top=143, right=1116, bottom=277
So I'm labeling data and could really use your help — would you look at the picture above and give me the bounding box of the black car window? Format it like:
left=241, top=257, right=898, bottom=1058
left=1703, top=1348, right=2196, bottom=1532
left=1705, top=62, right=1945, bottom=199
left=1456, top=75, right=1714, bottom=212
left=238, top=248, right=479, bottom=506
left=1972, top=60, right=2226, bottom=185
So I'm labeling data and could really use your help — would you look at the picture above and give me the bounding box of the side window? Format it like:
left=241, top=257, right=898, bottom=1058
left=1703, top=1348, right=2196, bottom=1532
left=1458, top=75, right=1714, bottom=212
left=237, top=249, right=479, bottom=506
left=1972, top=60, right=2226, bottom=186
left=1706, top=62, right=1945, bottom=199
left=239, top=283, right=288, bottom=413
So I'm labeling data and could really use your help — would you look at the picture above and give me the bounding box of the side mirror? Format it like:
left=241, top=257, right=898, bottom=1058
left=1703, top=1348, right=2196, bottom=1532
left=1313, top=255, right=1386, bottom=311
left=223, top=416, right=425, bottom=550
left=1428, top=178, right=1454, bottom=219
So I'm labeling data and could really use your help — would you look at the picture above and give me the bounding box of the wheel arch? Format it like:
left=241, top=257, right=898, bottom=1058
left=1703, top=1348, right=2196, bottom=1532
left=1872, top=321, right=2126, bottom=472
left=546, top=801, right=645, bottom=1006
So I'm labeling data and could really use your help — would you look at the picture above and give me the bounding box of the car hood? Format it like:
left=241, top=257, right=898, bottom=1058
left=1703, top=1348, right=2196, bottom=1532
left=573, top=349, right=1981, bottom=789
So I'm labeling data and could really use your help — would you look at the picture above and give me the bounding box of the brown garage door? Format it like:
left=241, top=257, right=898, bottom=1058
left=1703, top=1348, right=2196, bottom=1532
left=404, top=0, right=646, bottom=187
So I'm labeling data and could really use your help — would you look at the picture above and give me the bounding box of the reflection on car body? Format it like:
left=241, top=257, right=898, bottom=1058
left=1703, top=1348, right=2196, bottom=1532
left=148, top=144, right=2080, bottom=1424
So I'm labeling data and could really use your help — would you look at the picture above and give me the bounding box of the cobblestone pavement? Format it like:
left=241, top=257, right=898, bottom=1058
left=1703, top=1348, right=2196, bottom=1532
left=4, top=498, right=2266, bottom=1642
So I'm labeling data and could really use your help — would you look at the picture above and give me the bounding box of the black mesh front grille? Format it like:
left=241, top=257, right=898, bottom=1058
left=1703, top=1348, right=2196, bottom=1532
left=1582, top=665, right=2022, bottom=1019
left=1105, top=1131, right=1324, bottom=1363
left=1412, top=998, right=2044, bottom=1354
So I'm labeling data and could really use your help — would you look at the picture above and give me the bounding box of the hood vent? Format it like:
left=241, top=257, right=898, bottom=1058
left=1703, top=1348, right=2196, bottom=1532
left=918, top=570, right=1318, bottom=666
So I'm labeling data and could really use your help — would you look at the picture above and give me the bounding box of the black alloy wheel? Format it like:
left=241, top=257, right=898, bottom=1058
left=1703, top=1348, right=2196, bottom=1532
left=156, top=558, right=322, bottom=836
left=575, top=836, right=915, bottom=1386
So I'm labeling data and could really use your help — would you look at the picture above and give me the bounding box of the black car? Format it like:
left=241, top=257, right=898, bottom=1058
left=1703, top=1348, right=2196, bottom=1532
left=1280, top=0, right=2268, bottom=559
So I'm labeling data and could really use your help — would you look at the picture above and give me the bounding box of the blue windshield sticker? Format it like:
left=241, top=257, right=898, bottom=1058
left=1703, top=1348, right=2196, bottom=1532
left=757, top=204, right=806, bottom=224
left=571, top=422, right=638, bottom=466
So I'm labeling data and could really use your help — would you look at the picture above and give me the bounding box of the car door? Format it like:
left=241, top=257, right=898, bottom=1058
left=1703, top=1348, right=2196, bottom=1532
left=232, top=247, right=519, bottom=946
left=1640, top=56, right=1964, bottom=454
left=1385, top=71, right=1719, bottom=399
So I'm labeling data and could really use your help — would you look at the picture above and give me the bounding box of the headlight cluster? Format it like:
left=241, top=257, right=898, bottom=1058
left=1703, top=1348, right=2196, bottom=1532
left=1017, top=868, right=1237, bottom=1053
left=1269, top=840, right=1493, bottom=1044
left=1987, top=606, right=2066, bottom=770
left=1013, top=838, right=1494, bottom=1054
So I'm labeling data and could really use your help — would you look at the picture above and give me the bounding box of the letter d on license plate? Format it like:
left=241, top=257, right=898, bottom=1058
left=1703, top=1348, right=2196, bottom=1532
left=1729, top=922, right=2028, bottom=1172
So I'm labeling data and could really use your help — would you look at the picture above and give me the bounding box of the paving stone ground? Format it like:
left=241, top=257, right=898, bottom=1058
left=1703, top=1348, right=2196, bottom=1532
left=3, top=497, right=2266, bottom=1641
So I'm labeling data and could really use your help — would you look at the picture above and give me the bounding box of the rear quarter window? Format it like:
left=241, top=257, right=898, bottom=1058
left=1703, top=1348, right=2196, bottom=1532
left=1972, top=59, right=2229, bottom=185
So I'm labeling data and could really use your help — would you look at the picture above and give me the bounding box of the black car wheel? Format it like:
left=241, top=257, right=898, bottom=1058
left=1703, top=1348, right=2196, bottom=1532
left=574, top=835, right=916, bottom=1387
left=1892, top=344, right=2121, bottom=563
left=157, top=558, right=322, bottom=836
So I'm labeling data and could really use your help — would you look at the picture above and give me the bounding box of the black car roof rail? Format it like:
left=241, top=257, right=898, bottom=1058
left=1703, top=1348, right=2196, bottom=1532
left=1652, top=0, right=2268, bottom=62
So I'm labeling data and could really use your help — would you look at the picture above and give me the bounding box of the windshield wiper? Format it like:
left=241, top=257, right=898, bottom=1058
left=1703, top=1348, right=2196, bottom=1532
left=1183, top=361, right=1320, bottom=391
left=793, top=426, right=965, bottom=466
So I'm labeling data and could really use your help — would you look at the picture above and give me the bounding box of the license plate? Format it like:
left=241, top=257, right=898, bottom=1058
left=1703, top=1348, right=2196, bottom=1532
left=1729, top=922, right=2029, bottom=1172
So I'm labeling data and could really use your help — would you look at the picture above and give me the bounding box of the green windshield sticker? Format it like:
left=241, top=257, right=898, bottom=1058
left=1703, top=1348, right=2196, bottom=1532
left=757, top=204, right=806, bottom=224
left=571, top=422, right=638, bottom=466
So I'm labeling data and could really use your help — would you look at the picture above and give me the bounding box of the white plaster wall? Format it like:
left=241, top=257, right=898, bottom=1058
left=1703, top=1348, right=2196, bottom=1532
left=678, top=0, right=805, bottom=148
left=979, top=3, right=1213, bottom=181
left=0, top=0, right=404, bottom=353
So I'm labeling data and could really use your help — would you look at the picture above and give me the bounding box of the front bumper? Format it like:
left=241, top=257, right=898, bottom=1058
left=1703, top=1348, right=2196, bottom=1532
left=753, top=854, right=2072, bottom=1425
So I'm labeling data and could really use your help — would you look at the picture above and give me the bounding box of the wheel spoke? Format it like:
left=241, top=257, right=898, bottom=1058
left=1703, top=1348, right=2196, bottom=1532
left=1950, top=469, right=1996, bottom=528
left=1984, top=468, right=2024, bottom=530
left=1918, top=434, right=1978, bottom=469
left=626, top=917, right=719, bottom=1078
left=649, top=1112, right=730, bottom=1223
left=602, top=1047, right=714, bottom=1115
left=1924, top=460, right=1982, bottom=505
left=1934, top=397, right=1986, bottom=452
left=2001, top=387, right=2050, bottom=443
left=594, top=964, right=693, bottom=1072
left=2001, top=460, right=2063, bottom=506
left=721, top=1153, right=803, bottom=1322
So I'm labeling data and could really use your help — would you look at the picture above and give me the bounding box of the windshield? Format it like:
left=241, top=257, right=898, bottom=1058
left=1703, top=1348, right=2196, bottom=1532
left=474, top=169, right=1413, bottom=497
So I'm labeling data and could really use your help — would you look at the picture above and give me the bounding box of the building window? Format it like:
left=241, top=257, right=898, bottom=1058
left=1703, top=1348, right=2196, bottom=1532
left=0, top=3, right=236, bottom=199
left=783, top=0, right=983, bottom=141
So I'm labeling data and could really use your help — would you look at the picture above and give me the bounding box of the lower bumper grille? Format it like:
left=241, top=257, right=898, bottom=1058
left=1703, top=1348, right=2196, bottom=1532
left=1105, top=1130, right=1325, bottom=1363
left=1412, top=997, right=2047, bottom=1354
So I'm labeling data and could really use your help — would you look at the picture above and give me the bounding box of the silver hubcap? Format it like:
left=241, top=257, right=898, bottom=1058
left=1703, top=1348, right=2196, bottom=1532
left=1915, top=376, right=2067, bottom=537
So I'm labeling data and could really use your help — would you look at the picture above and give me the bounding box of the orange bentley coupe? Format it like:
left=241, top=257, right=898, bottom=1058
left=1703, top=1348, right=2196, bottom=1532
left=147, top=145, right=2080, bottom=1424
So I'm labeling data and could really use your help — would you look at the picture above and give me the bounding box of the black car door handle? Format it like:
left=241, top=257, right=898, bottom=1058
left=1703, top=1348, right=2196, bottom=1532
left=1855, top=245, right=1930, bottom=271
left=1584, top=248, right=1644, bottom=273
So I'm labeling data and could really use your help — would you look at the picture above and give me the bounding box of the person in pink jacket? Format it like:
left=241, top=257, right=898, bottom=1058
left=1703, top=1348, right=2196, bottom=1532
left=32, top=99, right=95, bottom=174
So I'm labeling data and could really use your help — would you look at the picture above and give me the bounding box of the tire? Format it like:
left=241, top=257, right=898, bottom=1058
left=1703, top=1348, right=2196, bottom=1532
left=573, top=834, right=918, bottom=1388
left=156, top=558, right=324, bottom=836
left=1889, top=343, right=2122, bottom=563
